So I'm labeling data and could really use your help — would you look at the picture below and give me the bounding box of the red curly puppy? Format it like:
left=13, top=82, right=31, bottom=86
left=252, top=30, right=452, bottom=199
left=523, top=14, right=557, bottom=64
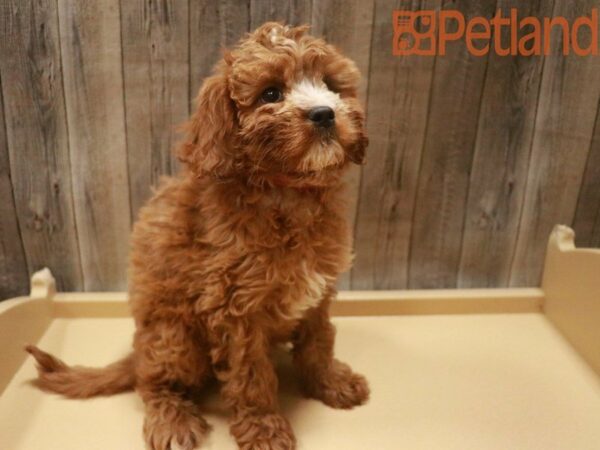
left=26, top=23, right=369, bottom=450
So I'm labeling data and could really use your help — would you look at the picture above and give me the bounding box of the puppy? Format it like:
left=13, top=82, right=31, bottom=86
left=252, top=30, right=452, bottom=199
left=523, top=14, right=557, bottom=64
left=26, top=23, right=369, bottom=450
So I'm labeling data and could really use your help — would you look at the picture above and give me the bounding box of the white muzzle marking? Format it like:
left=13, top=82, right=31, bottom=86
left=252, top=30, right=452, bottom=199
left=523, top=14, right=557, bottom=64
left=288, top=79, right=342, bottom=111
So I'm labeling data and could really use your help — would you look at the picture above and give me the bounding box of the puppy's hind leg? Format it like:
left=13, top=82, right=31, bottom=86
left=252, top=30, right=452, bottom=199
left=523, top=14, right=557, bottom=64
left=135, top=321, right=212, bottom=450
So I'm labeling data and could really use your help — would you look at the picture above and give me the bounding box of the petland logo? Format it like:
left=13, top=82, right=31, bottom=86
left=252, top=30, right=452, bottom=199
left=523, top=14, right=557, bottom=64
left=393, top=9, right=599, bottom=56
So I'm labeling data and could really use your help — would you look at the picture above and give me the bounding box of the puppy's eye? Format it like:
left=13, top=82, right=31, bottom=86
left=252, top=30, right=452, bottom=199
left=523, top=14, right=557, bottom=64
left=261, top=87, right=283, bottom=103
left=324, top=77, right=341, bottom=94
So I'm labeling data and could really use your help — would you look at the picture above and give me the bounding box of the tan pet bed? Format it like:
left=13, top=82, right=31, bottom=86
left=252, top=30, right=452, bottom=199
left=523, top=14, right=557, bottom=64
left=1, top=225, right=599, bottom=450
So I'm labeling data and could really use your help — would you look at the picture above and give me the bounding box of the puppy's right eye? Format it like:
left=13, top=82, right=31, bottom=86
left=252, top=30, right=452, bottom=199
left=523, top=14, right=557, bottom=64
left=261, top=87, right=283, bottom=103
left=324, top=77, right=338, bottom=93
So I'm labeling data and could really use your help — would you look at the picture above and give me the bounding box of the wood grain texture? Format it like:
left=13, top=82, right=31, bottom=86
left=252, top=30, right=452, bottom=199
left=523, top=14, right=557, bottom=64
left=408, top=0, right=497, bottom=289
left=58, top=0, right=131, bottom=291
left=457, top=0, right=552, bottom=288
left=509, top=0, right=600, bottom=286
left=3, top=1, right=600, bottom=296
left=120, top=0, right=189, bottom=219
left=572, top=101, right=600, bottom=248
left=311, top=0, right=375, bottom=288
left=352, top=0, right=438, bottom=289
left=0, top=0, right=82, bottom=292
left=189, top=0, right=250, bottom=108
left=0, top=76, right=28, bottom=299
left=250, top=0, right=312, bottom=28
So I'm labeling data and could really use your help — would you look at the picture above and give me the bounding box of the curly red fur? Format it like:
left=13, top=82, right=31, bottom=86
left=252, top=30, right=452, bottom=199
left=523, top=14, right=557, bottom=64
left=27, top=23, right=369, bottom=450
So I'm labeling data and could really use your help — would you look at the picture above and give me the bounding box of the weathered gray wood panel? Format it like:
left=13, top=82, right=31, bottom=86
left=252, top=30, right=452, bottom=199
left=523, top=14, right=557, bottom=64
left=58, top=0, right=131, bottom=291
left=458, top=0, right=552, bottom=288
left=1, top=0, right=599, bottom=297
left=0, top=0, right=82, bottom=293
left=120, top=0, right=189, bottom=219
left=408, top=0, right=497, bottom=289
left=573, top=103, right=600, bottom=248
left=250, top=0, right=312, bottom=28
left=352, top=0, right=438, bottom=289
left=510, top=0, right=600, bottom=286
left=0, top=77, right=28, bottom=299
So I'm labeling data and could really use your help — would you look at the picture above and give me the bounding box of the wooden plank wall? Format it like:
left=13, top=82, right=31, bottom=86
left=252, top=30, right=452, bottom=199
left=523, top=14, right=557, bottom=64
left=458, top=0, right=552, bottom=288
left=0, top=0, right=599, bottom=298
left=1, top=0, right=84, bottom=296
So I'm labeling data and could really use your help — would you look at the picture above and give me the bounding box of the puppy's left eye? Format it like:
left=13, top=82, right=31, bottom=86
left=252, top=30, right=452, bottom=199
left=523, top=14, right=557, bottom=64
left=261, top=87, right=283, bottom=103
left=324, top=77, right=338, bottom=93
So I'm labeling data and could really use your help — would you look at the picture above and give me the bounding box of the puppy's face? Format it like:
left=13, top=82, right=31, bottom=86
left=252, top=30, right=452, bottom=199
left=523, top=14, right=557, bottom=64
left=181, top=23, right=367, bottom=187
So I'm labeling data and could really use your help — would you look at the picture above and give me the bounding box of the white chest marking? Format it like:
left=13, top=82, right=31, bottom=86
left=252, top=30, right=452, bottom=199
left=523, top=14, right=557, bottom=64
left=288, top=262, right=328, bottom=320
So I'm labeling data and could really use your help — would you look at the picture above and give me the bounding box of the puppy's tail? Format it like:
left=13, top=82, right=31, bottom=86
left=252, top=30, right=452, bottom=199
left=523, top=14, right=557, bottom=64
left=25, top=345, right=135, bottom=398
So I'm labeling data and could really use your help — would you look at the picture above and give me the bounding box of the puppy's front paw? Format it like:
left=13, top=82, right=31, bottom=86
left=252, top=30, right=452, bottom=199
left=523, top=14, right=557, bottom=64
left=231, top=413, right=296, bottom=450
left=302, top=359, right=370, bottom=409
left=144, top=405, right=211, bottom=450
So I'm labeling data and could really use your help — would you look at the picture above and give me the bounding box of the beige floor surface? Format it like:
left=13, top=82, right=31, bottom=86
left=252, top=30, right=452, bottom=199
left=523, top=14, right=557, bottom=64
left=1, top=314, right=600, bottom=450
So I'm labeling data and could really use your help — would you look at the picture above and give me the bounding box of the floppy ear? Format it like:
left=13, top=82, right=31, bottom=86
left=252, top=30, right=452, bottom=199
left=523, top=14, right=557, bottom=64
left=346, top=105, right=368, bottom=165
left=178, top=67, right=236, bottom=175
left=348, top=131, right=368, bottom=165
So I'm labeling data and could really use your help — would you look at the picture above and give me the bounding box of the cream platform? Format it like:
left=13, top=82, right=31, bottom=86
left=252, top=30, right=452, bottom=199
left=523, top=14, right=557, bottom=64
left=1, top=225, right=599, bottom=450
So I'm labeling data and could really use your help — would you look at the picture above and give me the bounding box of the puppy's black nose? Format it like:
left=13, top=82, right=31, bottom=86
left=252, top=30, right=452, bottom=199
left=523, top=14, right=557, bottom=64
left=308, top=106, right=335, bottom=128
